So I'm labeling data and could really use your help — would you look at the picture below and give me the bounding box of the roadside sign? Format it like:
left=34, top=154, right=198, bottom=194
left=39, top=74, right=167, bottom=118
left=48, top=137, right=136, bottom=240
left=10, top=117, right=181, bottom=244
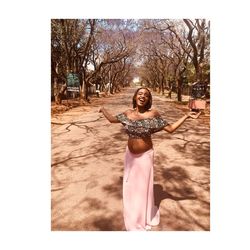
left=66, top=73, right=80, bottom=92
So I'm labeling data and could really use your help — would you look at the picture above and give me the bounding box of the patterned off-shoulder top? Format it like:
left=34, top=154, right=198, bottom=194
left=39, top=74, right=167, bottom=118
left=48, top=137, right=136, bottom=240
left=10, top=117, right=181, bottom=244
left=116, top=113, right=169, bottom=138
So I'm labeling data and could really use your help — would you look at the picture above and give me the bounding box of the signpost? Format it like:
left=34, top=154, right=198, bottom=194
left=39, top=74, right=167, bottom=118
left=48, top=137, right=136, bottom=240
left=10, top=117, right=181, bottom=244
left=66, top=73, right=80, bottom=99
left=66, top=73, right=80, bottom=92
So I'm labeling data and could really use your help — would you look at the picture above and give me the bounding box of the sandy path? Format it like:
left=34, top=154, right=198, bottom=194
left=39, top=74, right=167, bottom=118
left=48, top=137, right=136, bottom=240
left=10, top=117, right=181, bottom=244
left=51, top=87, right=210, bottom=231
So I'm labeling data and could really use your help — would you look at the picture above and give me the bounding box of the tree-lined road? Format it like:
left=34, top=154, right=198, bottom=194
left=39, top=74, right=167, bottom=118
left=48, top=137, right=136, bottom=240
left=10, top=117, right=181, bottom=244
left=51, top=87, right=210, bottom=231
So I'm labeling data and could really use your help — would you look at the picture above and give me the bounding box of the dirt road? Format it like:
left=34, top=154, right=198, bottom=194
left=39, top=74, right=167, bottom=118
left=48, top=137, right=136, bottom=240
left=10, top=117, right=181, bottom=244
left=51, top=87, right=210, bottom=231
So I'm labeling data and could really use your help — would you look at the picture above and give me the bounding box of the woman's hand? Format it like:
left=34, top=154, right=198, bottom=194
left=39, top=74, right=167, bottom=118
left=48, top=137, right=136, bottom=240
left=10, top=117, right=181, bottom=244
left=186, top=111, right=201, bottom=119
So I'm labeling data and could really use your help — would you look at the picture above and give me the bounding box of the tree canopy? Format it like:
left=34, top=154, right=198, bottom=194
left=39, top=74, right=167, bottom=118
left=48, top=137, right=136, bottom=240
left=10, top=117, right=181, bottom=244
left=51, top=19, right=210, bottom=103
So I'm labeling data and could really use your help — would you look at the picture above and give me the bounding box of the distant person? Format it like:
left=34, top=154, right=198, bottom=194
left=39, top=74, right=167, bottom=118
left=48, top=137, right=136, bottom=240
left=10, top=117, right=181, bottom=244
left=96, top=83, right=100, bottom=97
left=99, top=87, right=200, bottom=231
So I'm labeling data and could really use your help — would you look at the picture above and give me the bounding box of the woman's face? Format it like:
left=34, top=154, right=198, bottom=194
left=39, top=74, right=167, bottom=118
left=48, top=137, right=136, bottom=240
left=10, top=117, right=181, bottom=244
left=135, top=88, right=150, bottom=108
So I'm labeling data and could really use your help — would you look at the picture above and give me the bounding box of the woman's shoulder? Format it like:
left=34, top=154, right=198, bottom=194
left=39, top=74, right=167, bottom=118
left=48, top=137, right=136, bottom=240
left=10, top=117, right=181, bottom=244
left=123, top=109, right=134, bottom=116
left=122, top=109, right=162, bottom=120
left=148, top=108, right=161, bottom=118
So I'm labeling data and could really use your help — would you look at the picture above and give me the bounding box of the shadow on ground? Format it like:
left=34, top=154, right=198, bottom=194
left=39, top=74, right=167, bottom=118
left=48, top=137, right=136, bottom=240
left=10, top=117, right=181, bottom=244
left=51, top=87, right=210, bottom=231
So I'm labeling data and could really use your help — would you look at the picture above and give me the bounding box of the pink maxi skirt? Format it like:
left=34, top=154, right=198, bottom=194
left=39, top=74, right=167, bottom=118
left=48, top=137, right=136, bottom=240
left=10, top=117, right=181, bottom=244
left=123, top=147, right=160, bottom=231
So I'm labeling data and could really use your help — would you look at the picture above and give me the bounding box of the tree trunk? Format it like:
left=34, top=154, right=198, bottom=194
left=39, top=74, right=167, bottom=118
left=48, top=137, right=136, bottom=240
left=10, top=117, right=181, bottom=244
left=55, top=84, right=67, bottom=104
left=79, top=81, right=85, bottom=105
left=167, top=80, right=172, bottom=99
left=177, top=78, right=182, bottom=102
left=161, top=81, right=165, bottom=95
left=52, top=77, right=57, bottom=101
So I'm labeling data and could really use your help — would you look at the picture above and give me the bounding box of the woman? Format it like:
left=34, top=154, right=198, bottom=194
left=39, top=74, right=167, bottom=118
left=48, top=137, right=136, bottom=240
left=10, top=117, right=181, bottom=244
left=99, top=87, right=200, bottom=231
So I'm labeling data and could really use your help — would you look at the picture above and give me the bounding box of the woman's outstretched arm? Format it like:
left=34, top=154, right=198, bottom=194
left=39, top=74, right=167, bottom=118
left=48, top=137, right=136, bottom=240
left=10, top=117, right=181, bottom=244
left=99, top=107, right=120, bottom=123
left=163, top=111, right=201, bottom=133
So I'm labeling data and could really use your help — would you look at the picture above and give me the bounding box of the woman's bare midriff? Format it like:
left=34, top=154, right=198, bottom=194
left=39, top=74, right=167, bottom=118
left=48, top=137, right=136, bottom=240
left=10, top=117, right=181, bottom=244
left=127, top=137, right=153, bottom=154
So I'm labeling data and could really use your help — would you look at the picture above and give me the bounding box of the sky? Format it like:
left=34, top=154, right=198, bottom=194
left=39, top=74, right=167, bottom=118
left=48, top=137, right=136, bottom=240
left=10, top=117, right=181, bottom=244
left=0, top=0, right=250, bottom=250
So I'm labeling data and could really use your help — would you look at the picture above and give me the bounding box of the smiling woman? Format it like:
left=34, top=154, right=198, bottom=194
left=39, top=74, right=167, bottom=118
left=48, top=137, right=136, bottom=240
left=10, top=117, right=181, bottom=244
left=99, top=87, right=201, bottom=231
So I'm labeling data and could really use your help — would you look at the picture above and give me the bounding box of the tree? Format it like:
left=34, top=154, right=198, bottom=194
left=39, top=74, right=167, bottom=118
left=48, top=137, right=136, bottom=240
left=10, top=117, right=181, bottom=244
left=135, top=19, right=210, bottom=101
left=51, top=19, right=96, bottom=104
left=183, top=19, right=210, bottom=82
left=51, top=19, right=210, bottom=104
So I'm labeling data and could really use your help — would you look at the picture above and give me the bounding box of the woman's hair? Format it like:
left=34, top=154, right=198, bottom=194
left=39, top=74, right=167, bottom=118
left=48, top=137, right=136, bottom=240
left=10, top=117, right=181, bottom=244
left=132, top=87, right=152, bottom=110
